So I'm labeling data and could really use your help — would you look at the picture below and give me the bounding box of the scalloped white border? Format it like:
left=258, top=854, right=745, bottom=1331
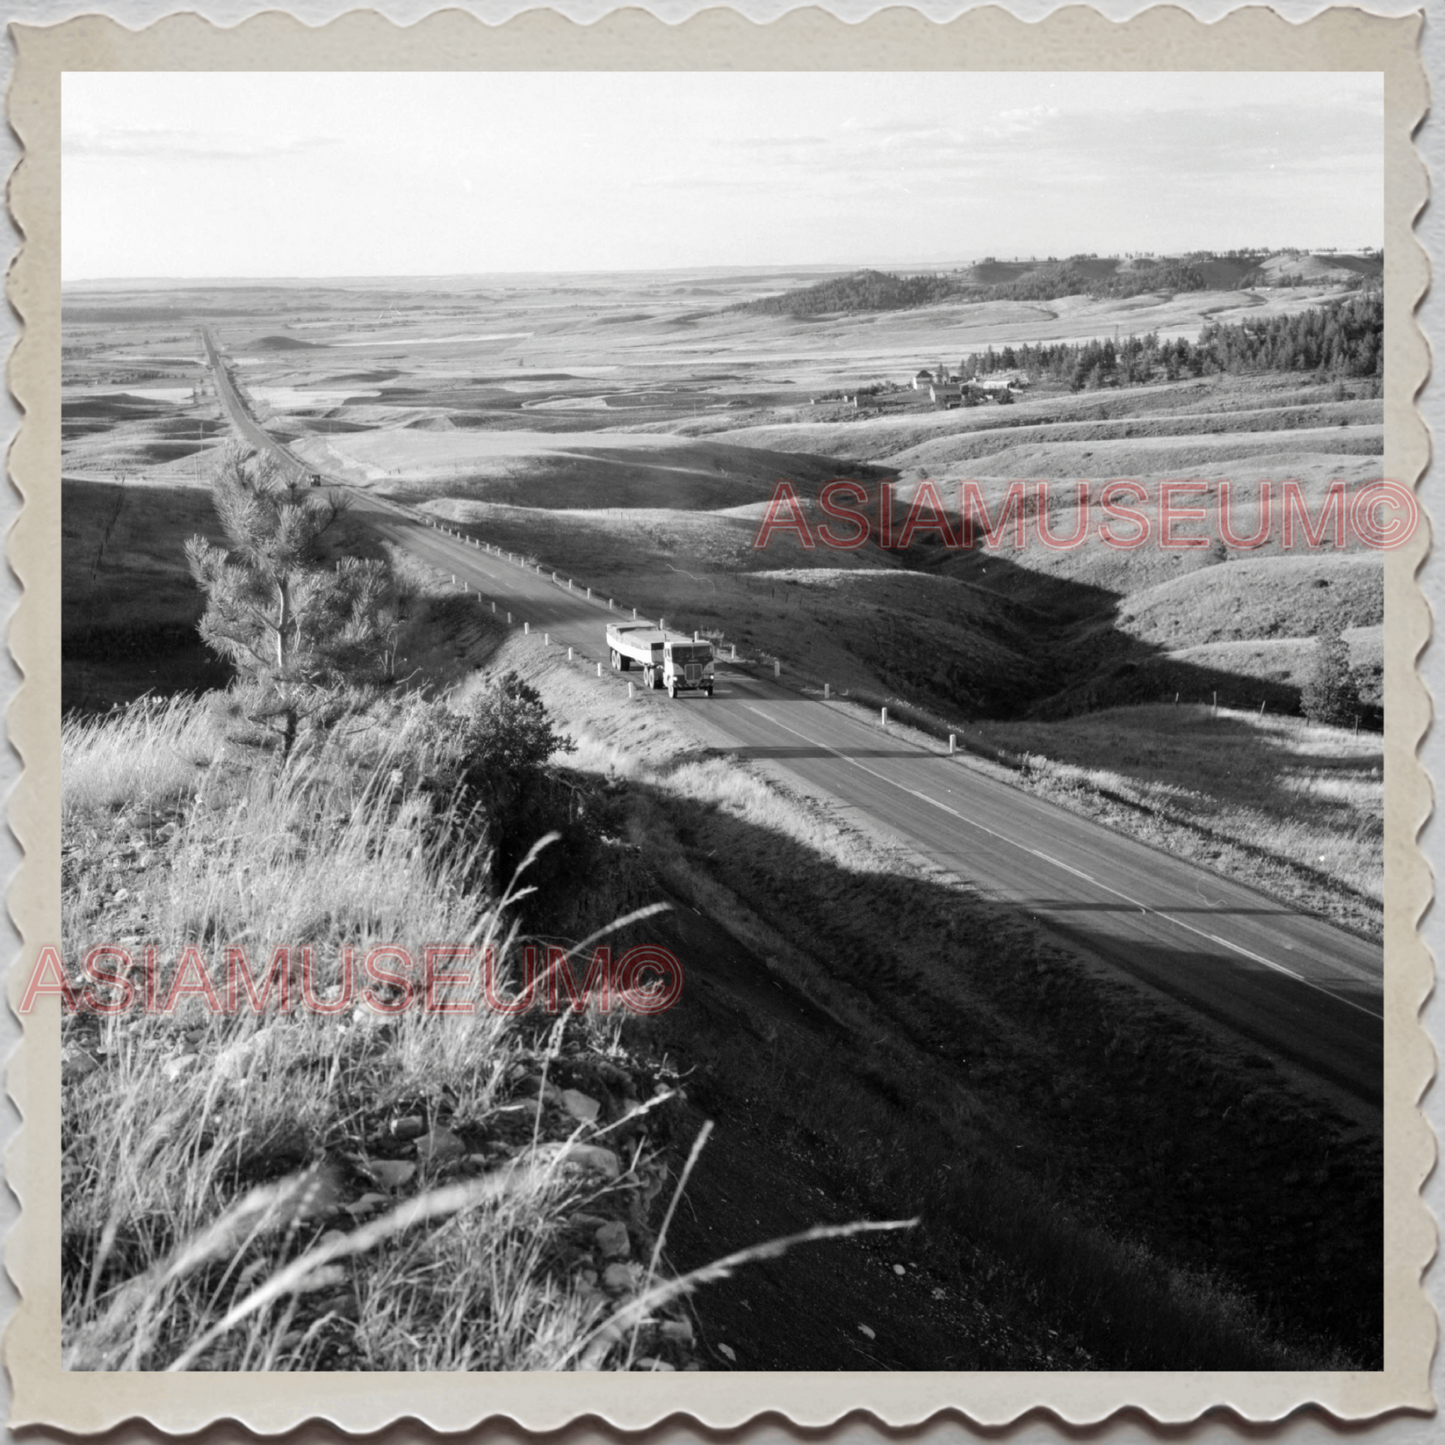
left=3, top=4, right=1434, bottom=1433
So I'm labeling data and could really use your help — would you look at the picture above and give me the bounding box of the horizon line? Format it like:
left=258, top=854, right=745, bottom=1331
left=60, top=245, right=1386, bottom=288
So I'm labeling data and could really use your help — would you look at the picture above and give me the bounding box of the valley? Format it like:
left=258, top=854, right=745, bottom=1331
left=60, top=258, right=1387, bottom=1371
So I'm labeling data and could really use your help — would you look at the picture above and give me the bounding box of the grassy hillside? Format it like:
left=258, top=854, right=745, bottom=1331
left=969, top=702, right=1383, bottom=936
left=61, top=689, right=711, bottom=1371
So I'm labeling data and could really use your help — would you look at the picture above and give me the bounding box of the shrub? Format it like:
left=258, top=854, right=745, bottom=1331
left=1301, top=632, right=1360, bottom=726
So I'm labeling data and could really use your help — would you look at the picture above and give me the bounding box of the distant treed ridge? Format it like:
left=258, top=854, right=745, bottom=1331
left=733, top=250, right=1381, bottom=317
left=735, top=269, right=965, bottom=316
left=963, top=292, right=1384, bottom=391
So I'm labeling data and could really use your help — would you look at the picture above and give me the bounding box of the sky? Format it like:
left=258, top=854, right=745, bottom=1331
left=61, top=71, right=1383, bottom=280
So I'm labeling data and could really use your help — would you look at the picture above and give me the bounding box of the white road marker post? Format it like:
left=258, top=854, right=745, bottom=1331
left=596, top=662, right=603, bottom=677
left=507, top=612, right=512, bottom=624
left=632, top=607, right=638, bottom=619
left=824, top=683, right=830, bottom=699
left=949, top=733, right=957, bottom=755
left=731, top=643, right=737, bottom=661
left=881, top=706, right=888, bottom=728
left=544, top=633, right=550, bottom=646
left=628, top=682, right=635, bottom=700
left=492, top=601, right=497, bottom=614
left=568, top=647, right=574, bottom=661
left=774, top=660, right=781, bottom=679
left=524, top=622, right=530, bottom=635
left=586, top=587, right=592, bottom=599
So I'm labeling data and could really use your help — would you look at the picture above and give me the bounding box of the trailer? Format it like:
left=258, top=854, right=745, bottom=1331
left=606, top=623, right=715, bottom=698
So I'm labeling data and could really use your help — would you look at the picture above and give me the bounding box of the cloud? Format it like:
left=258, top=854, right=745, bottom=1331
left=62, top=126, right=339, bottom=161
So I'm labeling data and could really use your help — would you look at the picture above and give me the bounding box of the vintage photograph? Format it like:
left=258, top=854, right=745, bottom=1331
left=50, top=66, right=1391, bottom=1375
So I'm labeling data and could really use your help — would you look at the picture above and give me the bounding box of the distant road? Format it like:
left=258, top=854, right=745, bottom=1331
left=202, top=329, right=1385, bottom=1108
left=201, top=328, right=312, bottom=478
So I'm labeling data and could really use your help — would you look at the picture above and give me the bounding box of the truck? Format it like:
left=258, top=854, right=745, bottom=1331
left=606, top=623, right=715, bottom=698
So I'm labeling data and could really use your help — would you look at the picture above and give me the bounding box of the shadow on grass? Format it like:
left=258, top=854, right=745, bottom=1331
left=600, top=768, right=1383, bottom=1372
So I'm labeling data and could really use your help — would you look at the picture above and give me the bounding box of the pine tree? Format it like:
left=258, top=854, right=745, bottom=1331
left=1300, top=631, right=1360, bottom=727
left=186, top=449, right=398, bottom=760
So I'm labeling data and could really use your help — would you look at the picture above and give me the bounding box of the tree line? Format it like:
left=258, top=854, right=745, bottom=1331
left=962, top=291, right=1384, bottom=391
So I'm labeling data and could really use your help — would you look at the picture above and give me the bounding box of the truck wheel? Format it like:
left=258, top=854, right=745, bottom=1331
left=610, top=649, right=618, bottom=670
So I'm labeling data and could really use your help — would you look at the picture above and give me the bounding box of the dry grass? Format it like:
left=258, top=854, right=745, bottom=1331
left=60, top=697, right=650, bottom=1371
left=971, top=702, right=1383, bottom=933
left=62, top=694, right=214, bottom=826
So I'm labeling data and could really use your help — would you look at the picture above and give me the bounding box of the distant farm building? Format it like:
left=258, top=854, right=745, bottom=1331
left=912, top=368, right=935, bottom=390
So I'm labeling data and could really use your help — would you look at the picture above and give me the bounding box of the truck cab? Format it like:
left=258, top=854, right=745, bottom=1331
left=661, top=639, right=715, bottom=698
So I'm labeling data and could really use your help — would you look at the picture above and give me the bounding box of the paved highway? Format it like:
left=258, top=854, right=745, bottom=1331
left=201, top=330, right=1385, bottom=1107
